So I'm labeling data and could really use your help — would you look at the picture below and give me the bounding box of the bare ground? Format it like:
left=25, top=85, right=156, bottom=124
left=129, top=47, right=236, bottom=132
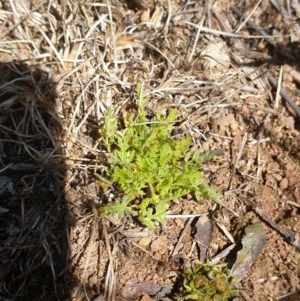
left=0, top=0, right=300, bottom=300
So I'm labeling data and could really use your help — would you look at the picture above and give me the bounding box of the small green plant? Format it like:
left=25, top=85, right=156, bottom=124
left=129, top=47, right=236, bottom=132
left=97, top=84, right=219, bottom=228
left=178, top=262, right=237, bottom=301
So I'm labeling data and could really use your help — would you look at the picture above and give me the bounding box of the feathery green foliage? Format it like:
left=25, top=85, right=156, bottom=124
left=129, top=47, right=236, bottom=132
left=178, top=262, right=237, bottom=301
left=98, top=84, right=219, bottom=228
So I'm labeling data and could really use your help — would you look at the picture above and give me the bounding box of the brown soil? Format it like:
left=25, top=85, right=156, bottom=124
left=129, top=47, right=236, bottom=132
left=0, top=0, right=300, bottom=301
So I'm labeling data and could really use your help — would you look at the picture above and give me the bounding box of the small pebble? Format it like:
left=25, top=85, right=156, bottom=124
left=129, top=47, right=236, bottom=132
left=279, top=178, right=288, bottom=190
left=138, top=237, right=151, bottom=248
left=150, top=236, right=168, bottom=253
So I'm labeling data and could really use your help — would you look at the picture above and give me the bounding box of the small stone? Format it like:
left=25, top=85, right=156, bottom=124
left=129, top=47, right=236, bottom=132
left=140, top=9, right=150, bottom=22
left=174, top=218, right=184, bottom=227
left=273, top=173, right=282, bottom=181
left=150, top=236, right=168, bottom=253
left=201, top=42, right=230, bottom=70
left=279, top=178, right=289, bottom=190
left=138, top=237, right=151, bottom=248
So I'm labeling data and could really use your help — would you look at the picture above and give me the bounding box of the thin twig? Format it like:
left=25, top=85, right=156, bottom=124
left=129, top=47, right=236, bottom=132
left=102, top=216, right=117, bottom=301
left=235, top=0, right=263, bottom=33
left=242, top=199, right=300, bottom=251
left=185, top=21, right=290, bottom=40
left=268, top=73, right=300, bottom=117
left=163, top=0, right=172, bottom=36
left=230, top=6, right=276, bottom=46
left=274, top=65, right=283, bottom=109
left=211, top=243, right=236, bottom=265
left=171, top=216, right=195, bottom=256
left=228, top=133, right=248, bottom=189
left=188, top=17, right=205, bottom=63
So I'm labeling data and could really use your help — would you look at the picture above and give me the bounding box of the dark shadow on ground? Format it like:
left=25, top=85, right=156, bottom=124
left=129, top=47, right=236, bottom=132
left=0, top=61, right=71, bottom=300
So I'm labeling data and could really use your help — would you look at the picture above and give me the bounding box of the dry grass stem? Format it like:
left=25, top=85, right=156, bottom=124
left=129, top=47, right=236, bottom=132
left=275, top=65, right=284, bottom=109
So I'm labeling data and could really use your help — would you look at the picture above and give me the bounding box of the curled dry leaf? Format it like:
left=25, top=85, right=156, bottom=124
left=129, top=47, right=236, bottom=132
left=115, top=34, right=144, bottom=50
left=194, top=215, right=214, bottom=262
left=230, top=223, right=266, bottom=281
